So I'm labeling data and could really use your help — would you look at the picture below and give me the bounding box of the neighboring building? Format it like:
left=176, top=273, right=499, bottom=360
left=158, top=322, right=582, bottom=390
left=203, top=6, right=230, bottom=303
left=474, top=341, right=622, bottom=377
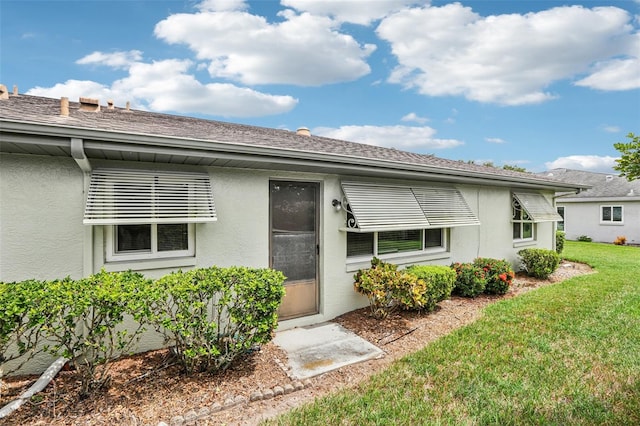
left=543, top=168, right=640, bottom=245
left=1, top=88, right=583, bottom=371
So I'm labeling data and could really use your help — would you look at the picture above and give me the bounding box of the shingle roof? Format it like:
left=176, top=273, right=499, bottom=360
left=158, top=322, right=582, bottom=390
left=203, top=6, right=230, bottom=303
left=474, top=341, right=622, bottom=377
left=542, top=169, right=640, bottom=199
left=1, top=93, right=581, bottom=189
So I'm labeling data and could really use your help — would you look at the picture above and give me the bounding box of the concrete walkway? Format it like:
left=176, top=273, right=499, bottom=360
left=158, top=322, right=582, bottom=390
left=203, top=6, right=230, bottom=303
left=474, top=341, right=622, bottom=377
left=273, top=322, right=384, bottom=380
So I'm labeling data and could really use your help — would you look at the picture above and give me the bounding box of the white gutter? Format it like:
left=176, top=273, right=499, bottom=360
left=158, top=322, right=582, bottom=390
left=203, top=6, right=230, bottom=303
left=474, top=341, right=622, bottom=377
left=1, top=119, right=584, bottom=192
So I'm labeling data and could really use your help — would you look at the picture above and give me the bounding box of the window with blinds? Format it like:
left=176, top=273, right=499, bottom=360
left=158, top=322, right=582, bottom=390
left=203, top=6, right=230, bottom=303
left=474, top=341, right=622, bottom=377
left=84, top=169, right=217, bottom=225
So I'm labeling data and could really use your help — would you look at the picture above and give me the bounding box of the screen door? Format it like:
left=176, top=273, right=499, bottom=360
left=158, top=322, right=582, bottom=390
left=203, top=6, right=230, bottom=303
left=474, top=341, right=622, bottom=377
left=270, top=181, right=319, bottom=320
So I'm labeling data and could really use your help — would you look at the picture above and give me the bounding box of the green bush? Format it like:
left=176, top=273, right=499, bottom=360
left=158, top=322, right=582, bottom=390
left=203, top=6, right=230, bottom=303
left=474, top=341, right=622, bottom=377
left=473, top=258, right=514, bottom=295
left=149, top=266, right=285, bottom=374
left=556, top=231, right=566, bottom=254
left=577, top=235, right=592, bottom=242
left=39, top=270, right=154, bottom=397
left=404, top=265, right=456, bottom=309
left=354, top=258, right=428, bottom=318
left=518, top=248, right=561, bottom=279
left=451, top=262, right=486, bottom=297
left=0, top=279, right=48, bottom=373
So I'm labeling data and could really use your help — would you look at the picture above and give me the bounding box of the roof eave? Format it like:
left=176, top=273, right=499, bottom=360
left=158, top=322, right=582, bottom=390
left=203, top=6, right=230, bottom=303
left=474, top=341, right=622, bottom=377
left=1, top=119, right=584, bottom=191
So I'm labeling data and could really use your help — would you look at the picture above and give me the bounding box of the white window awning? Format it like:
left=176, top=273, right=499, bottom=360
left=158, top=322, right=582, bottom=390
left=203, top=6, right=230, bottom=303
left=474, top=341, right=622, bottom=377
left=84, top=169, right=217, bottom=225
left=412, top=187, right=480, bottom=227
left=340, top=182, right=479, bottom=232
left=513, top=192, right=562, bottom=222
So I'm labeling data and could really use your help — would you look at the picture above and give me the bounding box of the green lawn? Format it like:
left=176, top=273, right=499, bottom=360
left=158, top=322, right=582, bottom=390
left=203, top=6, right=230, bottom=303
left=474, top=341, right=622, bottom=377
left=266, top=241, right=640, bottom=425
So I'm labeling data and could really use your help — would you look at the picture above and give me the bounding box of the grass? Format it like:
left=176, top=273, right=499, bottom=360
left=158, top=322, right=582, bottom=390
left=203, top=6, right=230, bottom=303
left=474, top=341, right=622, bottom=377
left=265, top=241, right=640, bottom=425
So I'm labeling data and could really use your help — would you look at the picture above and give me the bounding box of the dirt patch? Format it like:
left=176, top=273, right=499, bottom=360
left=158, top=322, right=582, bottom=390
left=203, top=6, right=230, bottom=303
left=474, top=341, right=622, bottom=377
left=0, top=261, right=593, bottom=425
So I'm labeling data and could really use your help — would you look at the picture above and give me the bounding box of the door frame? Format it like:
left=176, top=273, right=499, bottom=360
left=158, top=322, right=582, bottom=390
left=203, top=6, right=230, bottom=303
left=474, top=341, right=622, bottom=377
left=269, top=179, right=321, bottom=320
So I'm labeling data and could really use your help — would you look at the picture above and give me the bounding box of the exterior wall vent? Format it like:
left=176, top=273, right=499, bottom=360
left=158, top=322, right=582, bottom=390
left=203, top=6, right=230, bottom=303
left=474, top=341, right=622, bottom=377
left=79, top=97, right=100, bottom=112
left=296, top=127, right=311, bottom=137
left=605, top=175, right=614, bottom=181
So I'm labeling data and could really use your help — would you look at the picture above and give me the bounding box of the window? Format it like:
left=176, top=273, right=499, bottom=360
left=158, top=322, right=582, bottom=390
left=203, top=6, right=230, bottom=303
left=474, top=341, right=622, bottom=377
left=84, top=169, right=215, bottom=263
left=512, top=198, right=534, bottom=240
left=107, top=223, right=194, bottom=261
left=601, top=205, right=623, bottom=223
left=557, top=206, right=565, bottom=231
left=347, top=228, right=447, bottom=258
left=510, top=193, right=562, bottom=242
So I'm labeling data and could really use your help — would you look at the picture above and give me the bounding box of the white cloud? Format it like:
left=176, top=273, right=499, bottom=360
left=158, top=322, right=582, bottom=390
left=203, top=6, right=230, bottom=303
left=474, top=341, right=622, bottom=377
left=27, top=56, right=297, bottom=117
left=485, top=137, right=506, bottom=144
left=602, top=125, right=621, bottom=133
left=154, top=7, right=376, bottom=86
left=197, top=0, right=248, bottom=12
left=282, top=0, right=420, bottom=25
left=575, top=57, right=640, bottom=90
left=378, top=4, right=638, bottom=105
left=312, top=124, right=462, bottom=151
left=545, top=155, right=619, bottom=173
left=76, top=50, right=143, bottom=69
left=401, top=112, right=429, bottom=124
left=27, top=80, right=114, bottom=102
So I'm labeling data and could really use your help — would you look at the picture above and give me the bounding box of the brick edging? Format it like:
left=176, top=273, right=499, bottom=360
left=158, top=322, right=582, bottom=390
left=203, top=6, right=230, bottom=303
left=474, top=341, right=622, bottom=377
left=160, top=378, right=313, bottom=426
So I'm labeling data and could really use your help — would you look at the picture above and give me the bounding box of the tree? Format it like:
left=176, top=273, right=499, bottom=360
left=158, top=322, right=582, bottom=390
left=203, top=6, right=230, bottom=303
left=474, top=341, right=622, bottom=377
left=503, top=164, right=528, bottom=173
left=613, top=132, right=640, bottom=181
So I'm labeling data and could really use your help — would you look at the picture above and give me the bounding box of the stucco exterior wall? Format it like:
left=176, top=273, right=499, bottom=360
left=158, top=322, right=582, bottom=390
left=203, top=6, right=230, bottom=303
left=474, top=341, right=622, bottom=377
left=0, top=153, right=85, bottom=282
left=558, top=200, right=640, bottom=245
left=1, top=154, right=560, bottom=374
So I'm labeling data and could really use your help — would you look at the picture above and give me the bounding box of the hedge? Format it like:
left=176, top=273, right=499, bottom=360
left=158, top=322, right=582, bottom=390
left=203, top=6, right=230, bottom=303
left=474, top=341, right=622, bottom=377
left=0, top=266, right=285, bottom=397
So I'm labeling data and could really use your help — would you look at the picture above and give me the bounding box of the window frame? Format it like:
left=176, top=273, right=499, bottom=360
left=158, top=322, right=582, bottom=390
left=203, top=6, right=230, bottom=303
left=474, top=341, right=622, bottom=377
left=346, top=227, right=449, bottom=261
left=600, top=205, right=623, bottom=224
left=105, top=223, right=195, bottom=262
left=556, top=206, right=565, bottom=231
left=512, top=197, right=535, bottom=242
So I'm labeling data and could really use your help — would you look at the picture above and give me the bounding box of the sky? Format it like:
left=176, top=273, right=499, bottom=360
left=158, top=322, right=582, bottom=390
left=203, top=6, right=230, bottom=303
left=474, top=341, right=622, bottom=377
left=1, top=0, right=639, bottom=174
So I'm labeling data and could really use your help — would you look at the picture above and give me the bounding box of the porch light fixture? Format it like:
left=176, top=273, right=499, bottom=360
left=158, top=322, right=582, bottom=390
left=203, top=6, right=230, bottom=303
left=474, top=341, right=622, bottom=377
left=332, top=199, right=342, bottom=211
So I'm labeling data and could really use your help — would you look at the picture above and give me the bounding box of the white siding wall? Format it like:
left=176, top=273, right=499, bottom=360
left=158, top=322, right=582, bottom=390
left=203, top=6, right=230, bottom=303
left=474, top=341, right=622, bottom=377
left=559, top=200, right=640, bottom=245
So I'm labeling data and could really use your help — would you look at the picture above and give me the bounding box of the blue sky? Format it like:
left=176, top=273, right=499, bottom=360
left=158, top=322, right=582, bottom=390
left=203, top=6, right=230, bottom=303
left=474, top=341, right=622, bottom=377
left=2, top=0, right=639, bottom=173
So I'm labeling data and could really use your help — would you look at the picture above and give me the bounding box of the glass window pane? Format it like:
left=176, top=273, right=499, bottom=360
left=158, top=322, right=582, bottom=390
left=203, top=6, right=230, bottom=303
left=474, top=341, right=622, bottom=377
left=557, top=207, right=565, bottom=231
left=117, top=224, right=151, bottom=252
left=425, top=228, right=443, bottom=248
left=271, top=182, right=316, bottom=232
left=272, top=233, right=316, bottom=281
left=613, top=206, right=622, bottom=222
left=158, top=224, right=189, bottom=251
left=523, top=223, right=533, bottom=239
left=347, top=232, right=374, bottom=257
left=378, top=230, right=422, bottom=255
left=513, top=223, right=521, bottom=239
left=602, top=206, right=612, bottom=221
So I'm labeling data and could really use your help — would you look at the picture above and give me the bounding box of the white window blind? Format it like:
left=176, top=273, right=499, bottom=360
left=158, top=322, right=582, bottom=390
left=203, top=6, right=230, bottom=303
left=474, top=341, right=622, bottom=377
left=512, top=192, right=562, bottom=222
left=84, top=169, right=217, bottom=225
left=340, top=182, right=479, bottom=232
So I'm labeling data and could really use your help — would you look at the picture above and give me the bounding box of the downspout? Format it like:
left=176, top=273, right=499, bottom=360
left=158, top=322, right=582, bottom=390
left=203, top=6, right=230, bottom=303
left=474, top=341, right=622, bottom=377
left=70, top=137, right=93, bottom=277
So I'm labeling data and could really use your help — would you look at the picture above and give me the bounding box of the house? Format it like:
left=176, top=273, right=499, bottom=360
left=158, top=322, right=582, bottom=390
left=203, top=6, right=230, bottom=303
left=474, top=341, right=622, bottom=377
left=1, top=86, right=584, bottom=370
left=542, top=168, right=640, bottom=245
